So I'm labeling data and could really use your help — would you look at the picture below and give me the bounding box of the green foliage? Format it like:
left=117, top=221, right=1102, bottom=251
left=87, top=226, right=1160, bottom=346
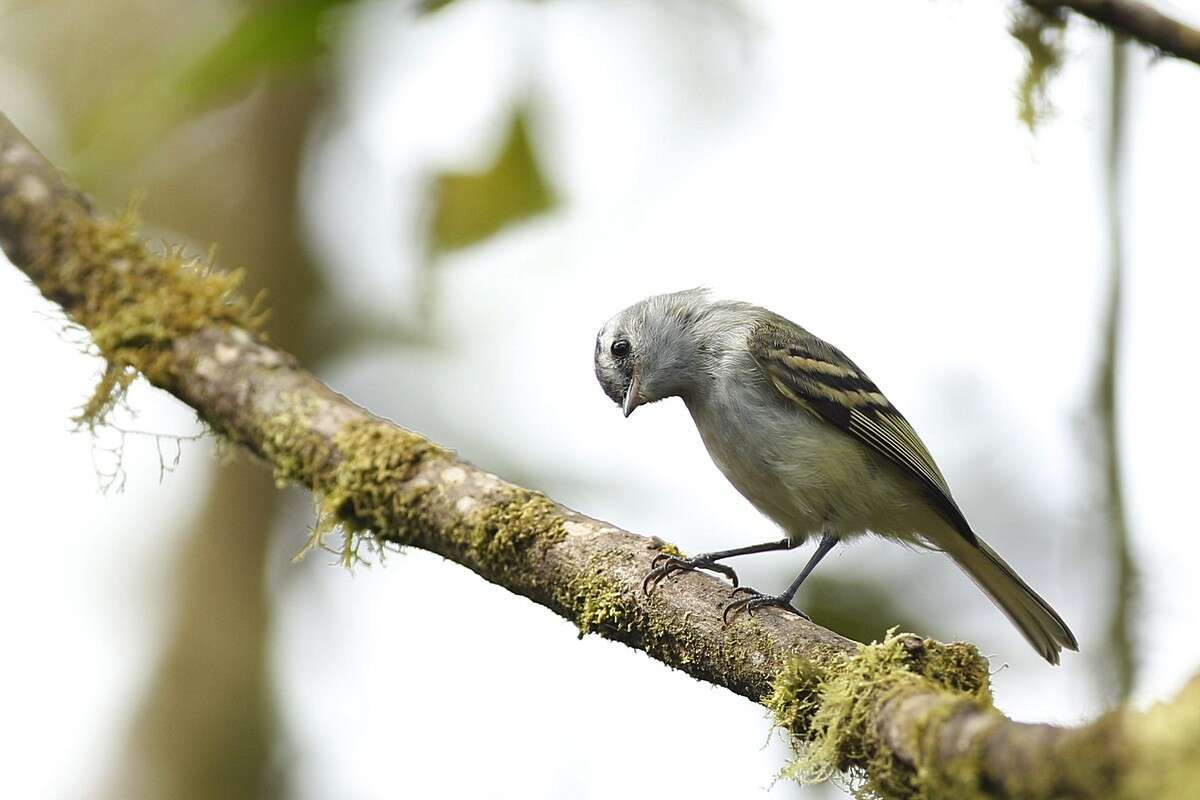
left=430, top=110, right=557, bottom=253
left=74, top=0, right=355, bottom=174
left=1010, top=6, right=1067, bottom=132
left=179, top=0, right=355, bottom=107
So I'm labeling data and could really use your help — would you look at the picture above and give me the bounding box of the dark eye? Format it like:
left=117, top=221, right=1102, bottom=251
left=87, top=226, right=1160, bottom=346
left=611, top=339, right=631, bottom=358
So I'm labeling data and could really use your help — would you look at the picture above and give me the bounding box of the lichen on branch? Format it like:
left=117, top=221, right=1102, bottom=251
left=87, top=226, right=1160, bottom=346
left=767, top=631, right=992, bottom=798
left=0, top=181, right=265, bottom=427
left=1011, top=5, right=1068, bottom=131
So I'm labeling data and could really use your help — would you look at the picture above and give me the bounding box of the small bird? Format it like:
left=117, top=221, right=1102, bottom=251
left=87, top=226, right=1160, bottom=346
left=594, top=289, right=1077, bottom=664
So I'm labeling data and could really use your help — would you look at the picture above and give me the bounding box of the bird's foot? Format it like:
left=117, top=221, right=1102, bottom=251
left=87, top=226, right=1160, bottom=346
left=722, top=587, right=811, bottom=624
left=642, top=552, right=739, bottom=595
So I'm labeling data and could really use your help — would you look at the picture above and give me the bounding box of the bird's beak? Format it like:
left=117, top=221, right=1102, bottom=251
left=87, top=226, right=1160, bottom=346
left=622, top=368, right=643, bottom=417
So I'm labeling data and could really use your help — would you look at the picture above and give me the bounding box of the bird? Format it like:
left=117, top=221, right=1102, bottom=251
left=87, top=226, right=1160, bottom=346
left=593, top=288, right=1078, bottom=664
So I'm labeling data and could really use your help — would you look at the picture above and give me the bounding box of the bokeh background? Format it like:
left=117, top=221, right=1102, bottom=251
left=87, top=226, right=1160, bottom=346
left=2, top=1, right=1199, bottom=797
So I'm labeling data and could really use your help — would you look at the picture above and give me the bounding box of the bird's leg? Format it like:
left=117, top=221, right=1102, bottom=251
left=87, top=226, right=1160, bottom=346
left=642, top=538, right=795, bottom=595
left=722, top=532, right=838, bottom=624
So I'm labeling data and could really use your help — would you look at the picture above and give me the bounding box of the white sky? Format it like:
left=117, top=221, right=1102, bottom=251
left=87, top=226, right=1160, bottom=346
left=2, top=1, right=1200, bottom=798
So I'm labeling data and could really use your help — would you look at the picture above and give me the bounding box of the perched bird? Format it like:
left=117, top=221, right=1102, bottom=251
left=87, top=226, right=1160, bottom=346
left=593, top=289, right=1077, bottom=664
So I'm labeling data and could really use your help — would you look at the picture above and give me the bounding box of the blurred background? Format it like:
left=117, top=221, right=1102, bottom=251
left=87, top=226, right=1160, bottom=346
left=1, top=1, right=1198, bottom=797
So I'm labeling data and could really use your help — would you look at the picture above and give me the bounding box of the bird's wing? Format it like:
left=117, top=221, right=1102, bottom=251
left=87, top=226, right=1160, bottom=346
left=748, top=316, right=976, bottom=545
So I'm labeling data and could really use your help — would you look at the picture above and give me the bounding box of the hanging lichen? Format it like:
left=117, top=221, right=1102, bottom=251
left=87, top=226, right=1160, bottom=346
left=767, top=630, right=992, bottom=798
left=1010, top=5, right=1067, bottom=132
left=11, top=196, right=267, bottom=429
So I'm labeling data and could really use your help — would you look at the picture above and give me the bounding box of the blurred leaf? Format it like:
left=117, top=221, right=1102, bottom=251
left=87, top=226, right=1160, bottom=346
left=417, top=0, right=459, bottom=13
left=180, top=0, right=354, bottom=107
left=799, top=575, right=925, bottom=646
left=417, top=0, right=549, bottom=15
left=73, top=0, right=354, bottom=175
left=430, top=110, right=557, bottom=253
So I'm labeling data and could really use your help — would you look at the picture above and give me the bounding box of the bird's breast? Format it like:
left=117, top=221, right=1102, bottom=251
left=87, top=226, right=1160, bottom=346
left=686, top=387, right=911, bottom=542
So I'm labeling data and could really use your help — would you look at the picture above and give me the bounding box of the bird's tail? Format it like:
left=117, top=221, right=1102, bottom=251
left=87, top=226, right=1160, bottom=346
left=938, top=533, right=1078, bottom=665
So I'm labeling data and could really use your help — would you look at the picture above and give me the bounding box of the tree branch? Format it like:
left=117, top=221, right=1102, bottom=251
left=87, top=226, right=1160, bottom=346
left=2, top=111, right=1198, bottom=798
left=1026, top=0, right=1200, bottom=65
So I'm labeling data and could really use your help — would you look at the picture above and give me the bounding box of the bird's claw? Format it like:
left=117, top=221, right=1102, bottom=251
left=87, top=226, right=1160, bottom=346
left=642, top=554, right=739, bottom=595
left=722, top=588, right=811, bottom=625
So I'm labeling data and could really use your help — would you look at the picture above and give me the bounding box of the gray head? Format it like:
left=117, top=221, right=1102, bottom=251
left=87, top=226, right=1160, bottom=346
left=594, top=288, right=715, bottom=416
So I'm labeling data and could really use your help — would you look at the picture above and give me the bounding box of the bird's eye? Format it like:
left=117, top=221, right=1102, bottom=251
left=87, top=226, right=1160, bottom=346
left=611, top=339, right=631, bottom=358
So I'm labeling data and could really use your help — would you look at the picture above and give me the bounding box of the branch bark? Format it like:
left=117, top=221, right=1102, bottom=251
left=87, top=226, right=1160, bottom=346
left=2, top=112, right=1199, bottom=798
left=1026, top=0, right=1200, bottom=65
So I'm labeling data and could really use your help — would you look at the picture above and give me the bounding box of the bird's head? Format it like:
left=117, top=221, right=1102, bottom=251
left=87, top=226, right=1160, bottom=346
left=594, top=289, right=712, bottom=417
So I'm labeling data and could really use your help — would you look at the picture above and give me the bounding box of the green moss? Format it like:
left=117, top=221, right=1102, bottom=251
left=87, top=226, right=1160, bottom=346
left=257, top=398, right=572, bottom=577
left=556, top=552, right=641, bottom=637
left=459, top=490, right=565, bottom=581
left=766, top=657, right=824, bottom=735
left=258, top=395, right=335, bottom=488
left=645, top=536, right=684, bottom=559
left=1010, top=6, right=1067, bottom=132
left=275, top=417, right=444, bottom=566
left=767, top=630, right=993, bottom=798
left=277, top=415, right=566, bottom=577
left=24, top=201, right=267, bottom=428
left=325, top=419, right=443, bottom=524
left=898, top=636, right=991, bottom=702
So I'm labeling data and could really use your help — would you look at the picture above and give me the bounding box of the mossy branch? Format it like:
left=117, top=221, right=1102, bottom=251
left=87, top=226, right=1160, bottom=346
left=1024, top=0, right=1200, bottom=65
left=2, top=112, right=1199, bottom=798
